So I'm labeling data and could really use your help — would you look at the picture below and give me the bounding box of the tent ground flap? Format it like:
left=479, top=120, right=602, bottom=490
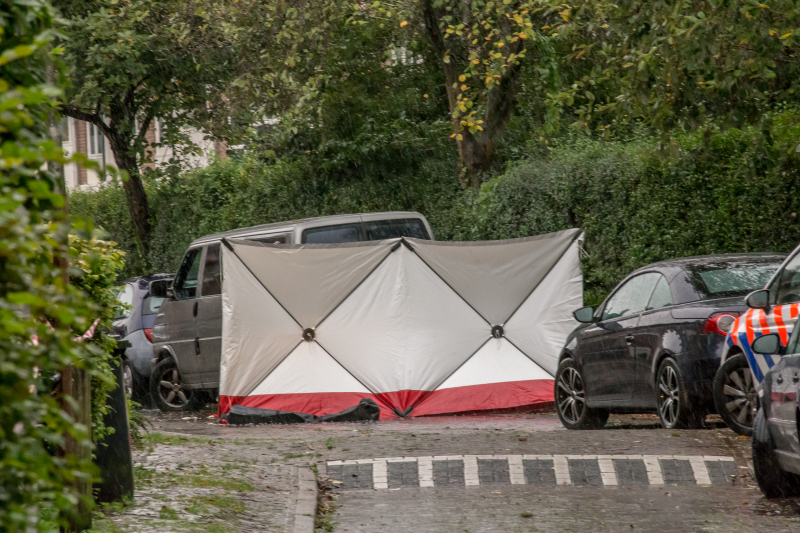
left=411, top=379, right=554, bottom=416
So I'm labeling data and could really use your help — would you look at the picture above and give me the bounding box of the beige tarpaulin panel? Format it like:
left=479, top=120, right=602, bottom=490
left=219, top=229, right=583, bottom=418
left=408, top=228, right=580, bottom=325
left=504, top=239, right=583, bottom=375
left=220, top=247, right=303, bottom=397
left=315, top=245, right=489, bottom=413
left=228, top=239, right=396, bottom=328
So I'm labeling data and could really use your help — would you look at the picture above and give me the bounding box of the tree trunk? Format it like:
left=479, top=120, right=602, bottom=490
left=60, top=366, right=94, bottom=532
left=60, top=106, right=152, bottom=263
left=114, top=150, right=151, bottom=263
left=421, top=0, right=523, bottom=189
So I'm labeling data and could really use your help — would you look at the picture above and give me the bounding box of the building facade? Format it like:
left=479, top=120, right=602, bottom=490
left=61, top=117, right=226, bottom=189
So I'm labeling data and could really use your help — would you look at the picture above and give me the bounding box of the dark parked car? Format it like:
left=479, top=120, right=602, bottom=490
left=556, top=254, right=784, bottom=430
left=750, top=329, right=800, bottom=498
left=113, top=274, right=173, bottom=402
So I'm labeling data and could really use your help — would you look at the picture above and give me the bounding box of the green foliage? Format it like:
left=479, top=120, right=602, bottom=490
left=1, top=2, right=126, bottom=530
left=551, top=0, right=800, bottom=138
left=68, top=236, right=126, bottom=443
left=71, top=111, right=800, bottom=306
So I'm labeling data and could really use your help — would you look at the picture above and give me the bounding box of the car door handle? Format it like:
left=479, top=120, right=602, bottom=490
left=193, top=301, right=198, bottom=317
left=625, top=335, right=635, bottom=344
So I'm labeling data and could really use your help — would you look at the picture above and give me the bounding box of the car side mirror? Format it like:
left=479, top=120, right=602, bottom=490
left=149, top=280, right=172, bottom=299
left=752, top=333, right=785, bottom=355
left=745, top=289, right=770, bottom=310
left=573, top=306, right=596, bottom=324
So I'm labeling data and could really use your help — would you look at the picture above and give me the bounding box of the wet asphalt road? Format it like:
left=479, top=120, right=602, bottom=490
left=147, top=410, right=800, bottom=532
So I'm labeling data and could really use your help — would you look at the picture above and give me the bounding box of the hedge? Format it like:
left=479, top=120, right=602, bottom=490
left=70, top=116, right=800, bottom=306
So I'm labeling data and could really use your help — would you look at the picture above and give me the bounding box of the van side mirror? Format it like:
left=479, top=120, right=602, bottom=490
left=745, top=289, right=770, bottom=310
left=149, top=279, right=172, bottom=299
left=752, top=333, right=785, bottom=355
left=573, top=306, right=596, bottom=324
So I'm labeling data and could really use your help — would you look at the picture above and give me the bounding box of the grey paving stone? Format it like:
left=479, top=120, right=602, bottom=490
left=706, top=460, right=738, bottom=484
left=478, top=459, right=511, bottom=485
left=612, top=459, right=649, bottom=486
left=328, top=463, right=374, bottom=490
left=522, top=459, right=556, bottom=485
left=568, top=458, right=603, bottom=486
left=388, top=461, right=420, bottom=488
left=432, top=459, right=465, bottom=487
left=660, top=459, right=696, bottom=484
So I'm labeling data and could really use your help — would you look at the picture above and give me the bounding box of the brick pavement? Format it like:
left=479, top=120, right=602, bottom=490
left=119, top=410, right=800, bottom=532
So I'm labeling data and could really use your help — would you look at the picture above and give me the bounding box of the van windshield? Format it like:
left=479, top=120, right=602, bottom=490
left=365, top=218, right=429, bottom=240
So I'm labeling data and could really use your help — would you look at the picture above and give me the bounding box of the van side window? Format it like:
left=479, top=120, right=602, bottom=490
left=252, top=234, right=288, bottom=244
left=365, top=218, right=429, bottom=240
left=201, top=243, right=222, bottom=296
left=302, top=223, right=361, bottom=244
left=174, top=248, right=201, bottom=299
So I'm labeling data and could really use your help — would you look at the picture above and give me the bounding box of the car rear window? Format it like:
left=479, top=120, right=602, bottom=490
left=365, top=219, right=429, bottom=240
left=142, top=296, right=164, bottom=315
left=687, top=263, right=780, bottom=299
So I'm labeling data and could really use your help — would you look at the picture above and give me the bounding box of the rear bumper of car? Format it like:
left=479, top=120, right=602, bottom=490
left=682, top=333, right=729, bottom=405
left=124, top=328, right=154, bottom=380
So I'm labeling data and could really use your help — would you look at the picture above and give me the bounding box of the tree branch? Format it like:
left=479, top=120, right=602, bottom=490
left=60, top=105, right=114, bottom=138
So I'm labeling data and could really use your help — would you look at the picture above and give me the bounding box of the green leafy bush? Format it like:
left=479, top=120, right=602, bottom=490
left=1, top=2, right=124, bottom=530
left=71, top=114, right=800, bottom=305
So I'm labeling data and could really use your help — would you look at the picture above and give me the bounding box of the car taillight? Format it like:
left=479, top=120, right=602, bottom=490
left=703, top=312, right=740, bottom=336
left=144, top=328, right=154, bottom=343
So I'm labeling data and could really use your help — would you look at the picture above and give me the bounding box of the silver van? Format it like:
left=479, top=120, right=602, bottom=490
left=148, top=212, right=434, bottom=411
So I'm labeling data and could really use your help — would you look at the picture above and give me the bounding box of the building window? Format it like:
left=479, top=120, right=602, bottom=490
left=88, top=122, right=104, bottom=156
left=60, top=117, right=71, bottom=144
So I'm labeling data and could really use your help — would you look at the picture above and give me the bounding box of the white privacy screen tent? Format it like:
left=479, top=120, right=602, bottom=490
left=218, top=228, right=583, bottom=419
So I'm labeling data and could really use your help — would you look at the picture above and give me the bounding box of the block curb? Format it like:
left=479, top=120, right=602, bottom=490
left=292, top=466, right=319, bottom=533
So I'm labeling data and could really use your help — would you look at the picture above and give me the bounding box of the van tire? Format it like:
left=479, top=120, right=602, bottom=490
left=150, top=358, right=203, bottom=412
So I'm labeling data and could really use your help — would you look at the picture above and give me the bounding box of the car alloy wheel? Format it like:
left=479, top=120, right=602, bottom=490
left=723, top=366, right=758, bottom=426
left=557, top=367, right=586, bottom=425
left=157, top=367, right=190, bottom=409
left=123, top=362, right=134, bottom=397
left=714, top=354, right=758, bottom=436
left=657, top=365, right=680, bottom=427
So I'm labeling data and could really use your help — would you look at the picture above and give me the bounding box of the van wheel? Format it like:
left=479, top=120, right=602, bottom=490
left=150, top=358, right=203, bottom=412
left=555, top=359, right=609, bottom=430
left=713, top=353, right=759, bottom=436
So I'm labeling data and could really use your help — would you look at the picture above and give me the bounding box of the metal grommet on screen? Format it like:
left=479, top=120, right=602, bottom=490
left=491, top=325, right=504, bottom=339
left=303, top=328, right=315, bottom=341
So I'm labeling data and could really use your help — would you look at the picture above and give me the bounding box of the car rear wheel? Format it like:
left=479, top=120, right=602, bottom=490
left=656, top=357, right=704, bottom=430
left=123, top=361, right=134, bottom=397
left=752, top=408, right=800, bottom=498
left=713, top=353, right=759, bottom=436
left=555, top=359, right=609, bottom=430
left=150, top=358, right=203, bottom=412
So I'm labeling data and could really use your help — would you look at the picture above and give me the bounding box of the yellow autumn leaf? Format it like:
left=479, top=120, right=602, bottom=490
left=459, top=74, right=466, bottom=82
left=456, top=134, right=463, bottom=140
left=541, top=25, right=550, bottom=30
left=759, top=3, right=769, bottom=8
left=770, top=29, right=777, bottom=35
left=473, top=59, right=480, bottom=64
left=519, top=33, right=527, bottom=39
left=450, top=133, right=456, bottom=138
left=782, top=32, right=792, bottom=38
left=423, top=94, right=429, bottom=98
left=461, top=84, right=468, bottom=91
left=400, top=21, right=408, bottom=27
left=497, top=42, right=504, bottom=47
